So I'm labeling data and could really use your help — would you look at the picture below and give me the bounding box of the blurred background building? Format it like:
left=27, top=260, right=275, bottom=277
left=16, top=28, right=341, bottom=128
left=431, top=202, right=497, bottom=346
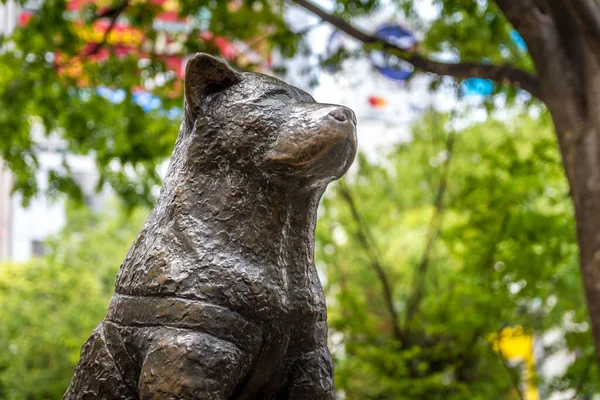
left=0, top=131, right=103, bottom=262
left=0, top=1, right=104, bottom=261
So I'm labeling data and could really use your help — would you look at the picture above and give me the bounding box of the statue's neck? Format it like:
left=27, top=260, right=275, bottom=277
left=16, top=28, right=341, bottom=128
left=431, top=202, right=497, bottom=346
left=156, top=166, right=323, bottom=267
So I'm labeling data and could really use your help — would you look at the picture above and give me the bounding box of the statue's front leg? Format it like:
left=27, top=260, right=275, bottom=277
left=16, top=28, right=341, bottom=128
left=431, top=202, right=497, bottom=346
left=139, top=329, right=253, bottom=400
left=283, top=346, right=335, bottom=400
left=64, top=323, right=137, bottom=400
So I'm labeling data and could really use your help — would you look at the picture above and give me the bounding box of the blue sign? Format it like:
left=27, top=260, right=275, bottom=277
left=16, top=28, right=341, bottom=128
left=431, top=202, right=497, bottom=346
left=369, top=24, right=417, bottom=82
left=96, top=86, right=182, bottom=118
left=164, top=107, right=184, bottom=120
left=96, top=86, right=126, bottom=104
left=132, top=90, right=162, bottom=112
left=461, top=78, right=494, bottom=96
left=510, top=30, right=527, bottom=52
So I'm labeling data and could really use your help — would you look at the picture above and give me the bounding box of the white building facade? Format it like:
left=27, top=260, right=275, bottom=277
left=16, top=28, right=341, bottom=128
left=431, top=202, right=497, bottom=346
left=0, top=1, right=105, bottom=262
left=0, top=131, right=103, bottom=262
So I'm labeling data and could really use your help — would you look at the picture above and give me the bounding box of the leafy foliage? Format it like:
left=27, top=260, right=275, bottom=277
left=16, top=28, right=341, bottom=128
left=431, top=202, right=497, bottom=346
left=316, top=112, right=596, bottom=399
left=0, top=112, right=595, bottom=399
left=0, top=0, right=538, bottom=206
left=0, top=1, right=596, bottom=396
left=0, top=204, right=146, bottom=400
left=0, top=0, right=299, bottom=206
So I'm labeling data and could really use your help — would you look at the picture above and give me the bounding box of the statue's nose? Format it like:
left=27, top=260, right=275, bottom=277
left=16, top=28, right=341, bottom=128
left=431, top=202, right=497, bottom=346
left=329, top=108, right=357, bottom=125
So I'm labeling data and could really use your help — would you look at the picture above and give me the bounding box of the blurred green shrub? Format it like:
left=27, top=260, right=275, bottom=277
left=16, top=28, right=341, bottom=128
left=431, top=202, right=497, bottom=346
left=0, top=205, right=146, bottom=400
left=317, top=111, right=597, bottom=399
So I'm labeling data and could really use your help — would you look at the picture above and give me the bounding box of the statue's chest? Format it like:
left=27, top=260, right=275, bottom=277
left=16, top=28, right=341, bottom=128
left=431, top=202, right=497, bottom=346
left=218, top=260, right=327, bottom=321
left=116, top=244, right=327, bottom=321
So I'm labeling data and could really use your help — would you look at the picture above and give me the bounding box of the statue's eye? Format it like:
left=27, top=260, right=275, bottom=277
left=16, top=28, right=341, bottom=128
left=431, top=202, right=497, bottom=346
left=256, top=91, right=295, bottom=107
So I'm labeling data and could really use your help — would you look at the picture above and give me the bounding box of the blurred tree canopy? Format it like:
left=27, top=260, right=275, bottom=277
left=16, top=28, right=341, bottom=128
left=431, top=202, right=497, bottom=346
left=0, top=204, right=146, bottom=400
left=0, top=0, right=546, bottom=205
left=0, top=112, right=596, bottom=399
left=1, top=0, right=301, bottom=206
left=4, top=0, right=600, bottom=373
left=317, top=112, right=597, bottom=398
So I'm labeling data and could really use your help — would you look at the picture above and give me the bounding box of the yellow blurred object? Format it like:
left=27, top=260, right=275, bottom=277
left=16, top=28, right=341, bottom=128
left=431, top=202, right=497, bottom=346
left=163, top=0, right=179, bottom=12
left=490, top=326, right=539, bottom=400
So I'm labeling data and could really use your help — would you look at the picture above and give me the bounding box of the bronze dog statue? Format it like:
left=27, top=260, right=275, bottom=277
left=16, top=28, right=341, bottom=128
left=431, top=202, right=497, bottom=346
left=65, top=53, right=357, bottom=400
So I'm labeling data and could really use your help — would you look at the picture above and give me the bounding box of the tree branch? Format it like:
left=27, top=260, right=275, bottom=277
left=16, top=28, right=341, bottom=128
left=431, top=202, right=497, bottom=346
left=454, top=328, right=484, bottom=382
left=404, top=131, right=455, bottom=326
left=290, top=0, right=542, bottom=99
left=84, top=0, right=129, bottom=57
left=51, top=0, right=130, bottom=71
left=568, top=0, right=600, bottom=44
left=570, top=354, right=593, bottom=400
left=338, top=181, right=404, bottom=344
left=493, top=0, right=552, bottom=45
left=494, top=0, right=549, bottom=27
left=565, top=0, right=600, bottom=71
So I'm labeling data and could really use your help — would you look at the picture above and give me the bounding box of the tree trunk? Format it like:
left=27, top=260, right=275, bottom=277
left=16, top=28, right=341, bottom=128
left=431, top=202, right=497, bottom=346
left=551, top=73, right=600, bottom=364
left=571, top=128, right=600, bottom=363
left=516, top=1, right=600, bottom=363
left=550, top=103, right=600, bottom=363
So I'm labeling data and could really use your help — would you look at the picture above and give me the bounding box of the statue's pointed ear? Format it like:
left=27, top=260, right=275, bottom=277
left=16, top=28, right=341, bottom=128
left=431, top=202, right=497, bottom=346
left=184, top=53, right=241, bottom=120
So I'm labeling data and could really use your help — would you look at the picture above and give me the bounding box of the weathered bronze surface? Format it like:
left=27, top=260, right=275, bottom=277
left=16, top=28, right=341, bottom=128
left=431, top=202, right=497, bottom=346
left=65, top=53, right=357, bottom=400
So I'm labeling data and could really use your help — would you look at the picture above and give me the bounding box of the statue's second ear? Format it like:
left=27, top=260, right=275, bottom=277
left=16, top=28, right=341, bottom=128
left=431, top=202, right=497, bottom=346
left=184, top=53, right=241, bottom=120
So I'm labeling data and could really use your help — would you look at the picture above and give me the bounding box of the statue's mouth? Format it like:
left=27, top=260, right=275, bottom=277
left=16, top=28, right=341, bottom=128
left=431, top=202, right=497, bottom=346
left=309, top=125, right=357, bottom=177
left=262, top=105, right=358, bottom=184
